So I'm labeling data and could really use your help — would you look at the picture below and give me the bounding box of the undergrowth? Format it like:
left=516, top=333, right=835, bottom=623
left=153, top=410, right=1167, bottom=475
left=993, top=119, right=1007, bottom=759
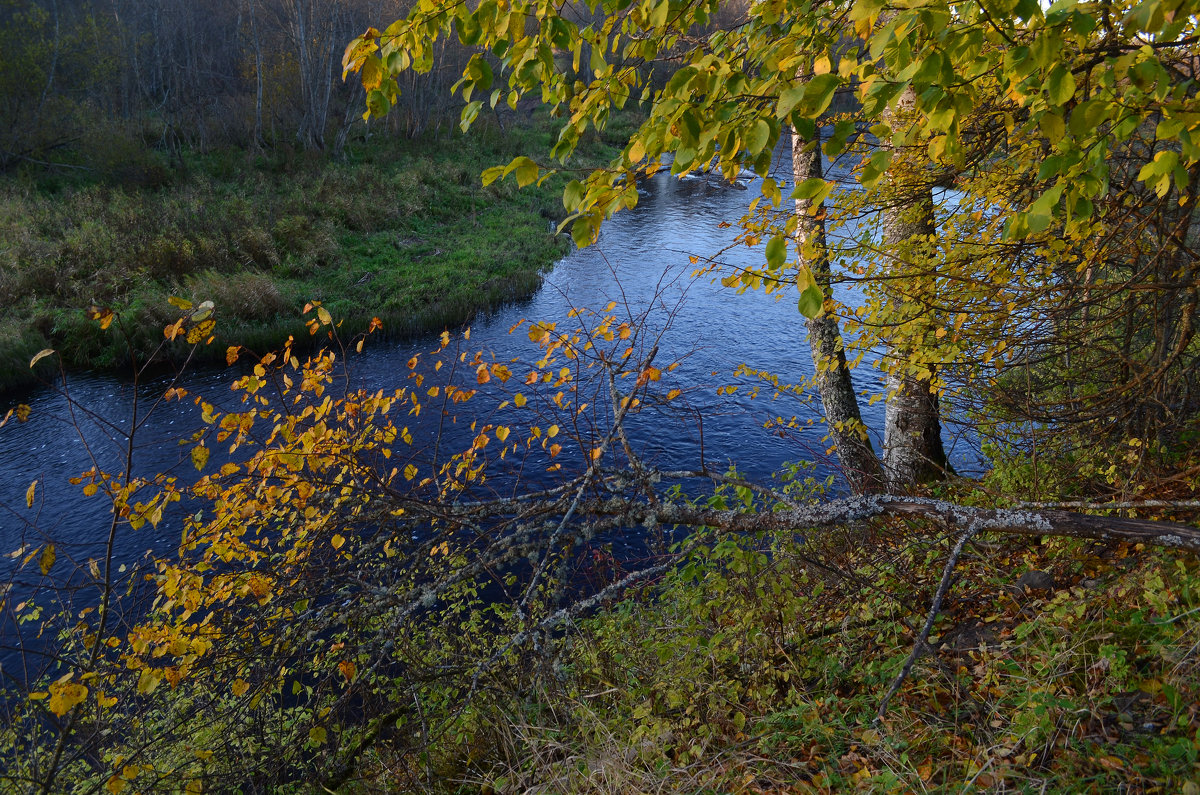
left=369, top=512, right=1200, bottom=793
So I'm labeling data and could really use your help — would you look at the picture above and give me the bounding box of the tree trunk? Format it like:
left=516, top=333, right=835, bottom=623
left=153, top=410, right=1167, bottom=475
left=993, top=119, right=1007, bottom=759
left=880, top=87, right=949, bottom=491
left=792, top=126, right=884, bottom=494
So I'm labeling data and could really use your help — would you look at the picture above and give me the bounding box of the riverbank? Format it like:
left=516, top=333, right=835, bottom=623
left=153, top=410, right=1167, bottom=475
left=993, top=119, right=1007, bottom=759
left=0, top=113, right=631, bottom=393
left=373, top=519, right=1200, bottom=793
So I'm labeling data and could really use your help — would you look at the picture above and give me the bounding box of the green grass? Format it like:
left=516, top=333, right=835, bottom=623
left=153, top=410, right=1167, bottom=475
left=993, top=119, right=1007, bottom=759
left=0, top=114, right=624, bottom=392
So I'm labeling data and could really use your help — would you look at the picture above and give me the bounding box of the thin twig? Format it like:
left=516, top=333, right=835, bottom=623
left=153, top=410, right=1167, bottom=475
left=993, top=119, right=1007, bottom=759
left=876, top=525, right=982, bottom=720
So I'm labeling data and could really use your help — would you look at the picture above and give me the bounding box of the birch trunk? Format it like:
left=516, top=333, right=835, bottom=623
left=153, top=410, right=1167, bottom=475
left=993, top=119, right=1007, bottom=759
left=880, top=87, right=949, bottom=491
left=792, top=126, right=884, bottom=494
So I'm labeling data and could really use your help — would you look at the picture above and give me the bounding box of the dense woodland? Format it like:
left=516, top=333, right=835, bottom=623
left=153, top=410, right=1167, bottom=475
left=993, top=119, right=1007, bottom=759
left=3, top=0, right=1200, bottom=792
left=2, top=0, right=459, bottom=166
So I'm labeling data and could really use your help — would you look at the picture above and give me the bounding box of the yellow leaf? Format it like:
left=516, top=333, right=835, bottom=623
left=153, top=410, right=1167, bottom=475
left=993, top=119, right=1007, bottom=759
left=317, top=306, right=333, bottom=325
left=309, top=726, right=327, bottom=745
left=26, top=480, right=37, bottom=508
left=226, top=346, right=241, bottom=365
left=97, top=691, right=118, bottom=709
left=137, top=668, right=162, bottom=695
left=331, top=534, right=346, bottom=550
left=514, top=393, right=527, bottom=407
left=29, top=349, right=55, bottom=369
left=106, top=776, right=128, bottom=794
left=935, top=327, right=947, bottom=339
left=191, top=446, right=210, bottom=471
left=496, top=426, right=510, bottom=442
left=547, top=424, right=559, bottom=438
left=168, top=296, right=194, bottom=311
left=404, top=464, right=418, bottom=480
left=231, top=679, right=250, bottom=697
left=47, top=679, right=88, bottom=716
left=39, top=544, right=55, bottom=575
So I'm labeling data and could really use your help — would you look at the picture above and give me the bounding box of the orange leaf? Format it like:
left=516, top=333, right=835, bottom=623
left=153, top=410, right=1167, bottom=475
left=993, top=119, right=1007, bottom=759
left=339, top=660, right=356, bottom=682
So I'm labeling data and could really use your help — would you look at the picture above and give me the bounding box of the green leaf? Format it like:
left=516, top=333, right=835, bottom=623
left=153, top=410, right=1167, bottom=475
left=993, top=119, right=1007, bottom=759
left=776, top=85, right=806, bottom=119
left=467, top=55, right=493, bottom=91
left=1069, top=99, right=1110, bottom=137
left=746, top=119, right=770, bottom=155
left=761, top=177, right=782, bottom=206
left=571, top=215, right=598, bottom=248
left=460, top=100, right=482, bottom=132
left=791, top=177, right=831, bottom=203
left=1038, top=111, right=1065, bottom=143
left=1156, top=117, right=1185, bottom=141
left=190, top=300, right=215, bottom=323
left=1046, top=65, right=1076, bottom=105
left=648, top=0, right=669, bottom=28
left=860, top=149, right=892, bottom=188
left=365, top=89, right=391, bottom=119
left=1137, top=150, right=1179, bottom=181
left=563, top=180, right=586, bottom=211
left=798, top=283, right=824, bottom=318
left=766, top=236, right=788, bottom=270
left=799, top=73, right=840, bottom=118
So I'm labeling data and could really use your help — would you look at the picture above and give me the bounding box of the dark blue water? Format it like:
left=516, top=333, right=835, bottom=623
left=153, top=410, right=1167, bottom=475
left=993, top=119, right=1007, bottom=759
left=0, top=154, right=985, bottom=675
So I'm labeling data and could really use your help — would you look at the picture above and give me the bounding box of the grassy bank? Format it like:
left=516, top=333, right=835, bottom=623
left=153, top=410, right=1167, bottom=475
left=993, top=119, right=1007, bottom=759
left=0, top=113, right=629, bottom=392
left=361, top=501, right=1200, bottom=792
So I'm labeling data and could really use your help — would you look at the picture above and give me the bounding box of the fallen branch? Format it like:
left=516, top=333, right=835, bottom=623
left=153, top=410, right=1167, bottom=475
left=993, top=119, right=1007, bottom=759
left=574, top=493, right=1200, bottom=555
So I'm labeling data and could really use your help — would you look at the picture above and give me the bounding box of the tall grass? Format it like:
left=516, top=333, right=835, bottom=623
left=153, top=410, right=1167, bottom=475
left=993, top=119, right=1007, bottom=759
left=0, top=114, right=618, bottom=391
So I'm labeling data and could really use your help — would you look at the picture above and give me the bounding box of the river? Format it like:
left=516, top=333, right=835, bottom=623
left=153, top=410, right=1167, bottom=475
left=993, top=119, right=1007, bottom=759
left=0, top=151, right=985, bottom=670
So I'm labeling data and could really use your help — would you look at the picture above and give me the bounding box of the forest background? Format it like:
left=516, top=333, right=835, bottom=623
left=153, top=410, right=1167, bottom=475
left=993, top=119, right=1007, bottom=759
left=2, top=0, right=1200, bottom=792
